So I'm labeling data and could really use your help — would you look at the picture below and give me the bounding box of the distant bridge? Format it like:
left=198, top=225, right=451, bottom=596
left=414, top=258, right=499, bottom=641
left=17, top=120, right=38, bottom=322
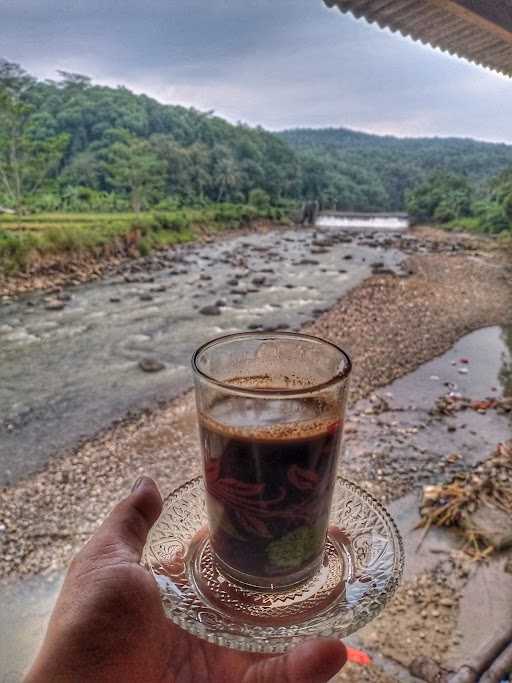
left=316, top=211, right=409, bottom=231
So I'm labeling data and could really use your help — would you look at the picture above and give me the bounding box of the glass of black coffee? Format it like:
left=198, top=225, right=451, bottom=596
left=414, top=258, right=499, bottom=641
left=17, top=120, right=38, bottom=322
left=192, top=332, right=351, bottom=589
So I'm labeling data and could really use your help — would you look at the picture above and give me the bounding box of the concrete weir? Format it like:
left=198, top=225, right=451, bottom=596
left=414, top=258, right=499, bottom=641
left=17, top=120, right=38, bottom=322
left=316, top=212, right=410, bottom=231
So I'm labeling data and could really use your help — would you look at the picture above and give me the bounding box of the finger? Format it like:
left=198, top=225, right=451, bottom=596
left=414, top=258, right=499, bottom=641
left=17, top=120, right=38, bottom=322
left=82, top=476, right=163, bottom=565
left=246, top=638, right=347, bottom=683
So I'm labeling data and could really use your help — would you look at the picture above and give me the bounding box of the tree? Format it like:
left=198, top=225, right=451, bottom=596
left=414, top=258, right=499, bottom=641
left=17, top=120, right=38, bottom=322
left=105, top=138, right=165, bottom=212
left=0, top=60, right=69, bottom=211
left=406, top=172, right=472, bottom=223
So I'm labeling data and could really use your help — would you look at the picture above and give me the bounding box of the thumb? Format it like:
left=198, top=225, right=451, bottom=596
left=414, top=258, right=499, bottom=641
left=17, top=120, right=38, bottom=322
left=81, top=476, right=163, bottom=565
left=247, top=639, right=347, bottom=683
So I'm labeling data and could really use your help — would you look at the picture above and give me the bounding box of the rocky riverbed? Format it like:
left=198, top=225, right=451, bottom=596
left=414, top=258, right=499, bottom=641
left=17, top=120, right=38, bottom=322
left=0, top=226, right=511, bottom=681
left=0, top=225, right=409, bottom=485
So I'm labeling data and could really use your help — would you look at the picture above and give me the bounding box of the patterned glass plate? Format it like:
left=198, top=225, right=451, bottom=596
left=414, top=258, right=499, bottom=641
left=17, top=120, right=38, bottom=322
left=142, top=476, right=404, bottom=653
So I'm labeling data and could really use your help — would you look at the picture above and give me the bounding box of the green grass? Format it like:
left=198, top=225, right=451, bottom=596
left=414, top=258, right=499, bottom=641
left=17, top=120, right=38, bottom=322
left=0, top=204, right=290, bottom=274
left=443, top=217, right=482, bottom=232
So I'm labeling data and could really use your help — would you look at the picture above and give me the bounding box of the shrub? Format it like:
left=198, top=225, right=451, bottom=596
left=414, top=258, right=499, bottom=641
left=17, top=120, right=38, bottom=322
left=474, top=201, right=511, bottom=234
left=153, top=212, right=190, bottom=232
left=249, top=189, right=270, bottom=210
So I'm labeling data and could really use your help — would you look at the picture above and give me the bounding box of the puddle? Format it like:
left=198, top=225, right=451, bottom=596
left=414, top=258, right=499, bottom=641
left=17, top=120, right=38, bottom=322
left=344, top=326, right=512, bottom=503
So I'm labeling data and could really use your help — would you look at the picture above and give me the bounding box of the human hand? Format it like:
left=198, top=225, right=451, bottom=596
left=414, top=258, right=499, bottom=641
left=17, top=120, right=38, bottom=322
left=25, top=476, right=346, bottom=682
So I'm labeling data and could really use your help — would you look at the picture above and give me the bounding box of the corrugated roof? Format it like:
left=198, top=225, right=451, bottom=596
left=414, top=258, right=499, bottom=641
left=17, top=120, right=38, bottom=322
left=324, top=0, right=512, bottom=77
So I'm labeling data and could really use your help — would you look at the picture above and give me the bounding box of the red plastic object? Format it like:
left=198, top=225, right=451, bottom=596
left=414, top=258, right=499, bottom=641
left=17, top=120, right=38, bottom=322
left=346, top=647, right=372, bottom=666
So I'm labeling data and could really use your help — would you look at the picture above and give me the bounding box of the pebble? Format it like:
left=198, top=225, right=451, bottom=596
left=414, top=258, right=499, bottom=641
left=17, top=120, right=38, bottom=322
left=138, top=358, right=166, bottom=373
left=45, top=300, right=65, bottom=311
left=139, top=293, right=153, bottom=302
left=199, top=305, right=221, bottom=316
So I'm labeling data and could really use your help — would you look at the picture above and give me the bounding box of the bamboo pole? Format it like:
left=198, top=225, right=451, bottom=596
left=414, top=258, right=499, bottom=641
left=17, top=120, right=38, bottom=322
left=449, top=626, right=512, bottom=683
left=479, top=642, right=512, bottom=683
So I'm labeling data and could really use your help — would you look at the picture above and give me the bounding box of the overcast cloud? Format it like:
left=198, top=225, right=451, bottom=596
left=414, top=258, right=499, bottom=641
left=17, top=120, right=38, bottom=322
left=1, top=0, right=512, bottom=142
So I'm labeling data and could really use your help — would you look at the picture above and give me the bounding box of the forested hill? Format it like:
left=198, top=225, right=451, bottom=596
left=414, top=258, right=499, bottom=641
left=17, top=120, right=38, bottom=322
left=278, top=127, right=512, bottom=211
left=1, top=61, right=512, bottom=218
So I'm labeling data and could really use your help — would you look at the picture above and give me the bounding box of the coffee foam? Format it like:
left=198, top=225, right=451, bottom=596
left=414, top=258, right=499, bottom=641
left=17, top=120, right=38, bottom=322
left=199, top=403, right=341, bottom=444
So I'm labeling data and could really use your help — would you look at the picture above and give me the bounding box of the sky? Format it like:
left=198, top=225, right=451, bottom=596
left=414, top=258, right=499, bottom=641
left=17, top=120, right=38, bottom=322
left=1, top=0, right=512, bottom=143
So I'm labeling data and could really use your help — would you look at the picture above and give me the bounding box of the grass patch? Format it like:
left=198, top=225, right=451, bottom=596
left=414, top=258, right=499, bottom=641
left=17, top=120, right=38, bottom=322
left=0, top=204, right=290, bottom=274
left=444, top=217, right=482, bottom=232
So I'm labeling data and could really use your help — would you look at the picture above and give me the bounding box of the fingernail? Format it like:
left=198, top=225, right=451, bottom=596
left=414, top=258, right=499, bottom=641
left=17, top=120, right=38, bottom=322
left=131, top=476, right=145, bottom=492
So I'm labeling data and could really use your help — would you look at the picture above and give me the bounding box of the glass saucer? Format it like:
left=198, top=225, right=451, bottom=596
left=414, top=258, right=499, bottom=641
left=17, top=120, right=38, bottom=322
left=142, top=476, right=404, bottom=653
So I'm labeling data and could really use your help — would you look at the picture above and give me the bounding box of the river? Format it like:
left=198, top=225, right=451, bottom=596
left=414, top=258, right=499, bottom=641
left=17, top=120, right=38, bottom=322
left=0, top=226, right=406, bottom=485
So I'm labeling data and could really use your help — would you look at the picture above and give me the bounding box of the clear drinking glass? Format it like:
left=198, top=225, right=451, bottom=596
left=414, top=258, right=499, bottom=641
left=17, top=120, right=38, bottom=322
left=192, top=332, right=351, bottom=589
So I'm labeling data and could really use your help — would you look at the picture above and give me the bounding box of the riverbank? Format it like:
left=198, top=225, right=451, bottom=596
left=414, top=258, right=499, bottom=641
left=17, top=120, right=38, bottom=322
left=0, top=206, right=288, bottom=297
left=1, top=228, right=510, bottom=581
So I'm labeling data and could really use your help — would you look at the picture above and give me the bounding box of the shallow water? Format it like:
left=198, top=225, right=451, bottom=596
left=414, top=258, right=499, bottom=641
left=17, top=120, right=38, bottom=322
left=0, top=227, right=404, bottom=484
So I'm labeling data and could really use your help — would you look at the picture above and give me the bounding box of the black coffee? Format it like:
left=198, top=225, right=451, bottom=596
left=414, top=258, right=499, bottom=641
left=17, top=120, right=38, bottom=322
left=199, top=396, right=342, bottom=583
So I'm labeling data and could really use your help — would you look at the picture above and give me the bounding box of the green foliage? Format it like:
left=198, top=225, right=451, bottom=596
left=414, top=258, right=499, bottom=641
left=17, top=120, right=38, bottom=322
left=473, top=201, right=510, bottom=234
left=406, top=172, right=472, bottom=223
left=4, top=60, right=512, bottom=218
left=503, top=192, right=512, bottom=224
left=248, top=188, right=270, bottom=210
left=152, top=211, right=190, bottom=232
left=2, top=60, right=512, bottom=241
left=105, top=137, right=165, bottom=211
left=0, top=228, right=37, bottom=271
left=280, top=127, right=512, bottom=211
left=0, top=203, right=275, bottom=273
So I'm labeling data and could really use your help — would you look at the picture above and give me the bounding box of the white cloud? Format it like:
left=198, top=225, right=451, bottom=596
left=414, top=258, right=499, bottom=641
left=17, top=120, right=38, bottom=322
left=2, top=0, right=512, bottom=142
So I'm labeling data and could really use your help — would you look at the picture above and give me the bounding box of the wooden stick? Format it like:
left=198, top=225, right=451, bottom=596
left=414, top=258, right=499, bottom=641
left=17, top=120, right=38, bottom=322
left=479, top=641, right=512, bottom=683
left=450, top=627, right=512, bottom=682
left=448, top=666, right=478, bottom=683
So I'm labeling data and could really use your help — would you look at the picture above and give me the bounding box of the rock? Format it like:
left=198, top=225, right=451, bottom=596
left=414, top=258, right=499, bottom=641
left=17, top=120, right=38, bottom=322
left=311, top=248, right=328, bottom=255
left=139, top=293, right=153, bottom=302
left=252, top=277, right=266, bottom=286
left=215, top=299, right=226, bottom=307
left=284, top=284, right=295, bottom=289
left=109, top=297, right=121, bottom=303
left=247, top=323, right=261, bottom=330
left=200, top=305, right=221, bottom=316
left=200, top=274, right=212, bottom=281
left=150, top=285, right=166, bottom=292
left=45, top=300, right=65, bottom=311
left=338, top=269, right=347, bottom=273
left=343, top=254, right=353, bottom=260
left=297, top=258, right=319, bottom=266
left=463, top=503, right=512, bottom=550
left=410, top=656, right=450, bottom=683
left=58, top=293, right=72, bottom=302
left=138, top=358, right=166, bottom=373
